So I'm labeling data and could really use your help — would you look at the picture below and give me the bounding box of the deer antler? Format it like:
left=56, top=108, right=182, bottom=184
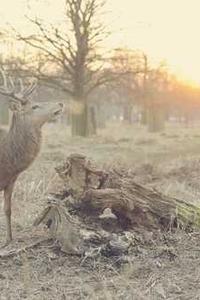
left=0, top=69, right=37, bottom=104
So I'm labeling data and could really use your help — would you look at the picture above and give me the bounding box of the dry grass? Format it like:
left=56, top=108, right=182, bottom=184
left=1, top=121, right=200, bottom=299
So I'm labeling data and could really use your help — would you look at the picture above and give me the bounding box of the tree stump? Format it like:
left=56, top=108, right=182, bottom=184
left=34, top=154, right=200, bottom=254
left=53, top=154, right=200, bottom=231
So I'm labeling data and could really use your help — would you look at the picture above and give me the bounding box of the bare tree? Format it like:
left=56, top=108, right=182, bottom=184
left=16, top=0, right=109, bottom=136
left=110, top=48, right=148, bottom=124
left=109, top=49, right=172, bottom=132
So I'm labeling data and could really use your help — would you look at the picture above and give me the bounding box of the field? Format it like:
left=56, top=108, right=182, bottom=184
left=1, top=122, right=200, bottom=299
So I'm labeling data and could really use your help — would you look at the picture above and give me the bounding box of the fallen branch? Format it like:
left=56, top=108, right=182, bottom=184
left=0, top=237, right=51, bottom=258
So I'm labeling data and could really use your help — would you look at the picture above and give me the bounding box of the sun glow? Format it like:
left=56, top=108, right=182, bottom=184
left=0, top=0, right=200, bottom=85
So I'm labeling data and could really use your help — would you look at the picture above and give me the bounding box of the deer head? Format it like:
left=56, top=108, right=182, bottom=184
left=0, top=70, right=63, bottom=128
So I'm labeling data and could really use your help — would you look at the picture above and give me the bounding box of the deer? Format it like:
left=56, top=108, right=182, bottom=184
left=0, top=70, right=63, bottom=246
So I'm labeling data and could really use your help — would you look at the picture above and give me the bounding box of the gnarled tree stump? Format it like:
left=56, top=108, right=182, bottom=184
left=34, top=154, right=200, bottom=254
left=53, top=154, right=200, bottom=231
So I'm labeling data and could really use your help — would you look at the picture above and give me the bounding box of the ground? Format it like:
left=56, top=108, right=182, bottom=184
left=1, top=122, right=200, bottom=299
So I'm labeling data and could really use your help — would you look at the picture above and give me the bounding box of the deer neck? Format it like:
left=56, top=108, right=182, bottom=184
left=7, top=113, right=42, bottom=173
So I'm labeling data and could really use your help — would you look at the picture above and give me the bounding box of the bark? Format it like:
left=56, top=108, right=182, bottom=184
left=96, top=104, right=106, bottom=129
left=32, top=154, right=200, bottom=255
left=53, top=154, right=200, bottom=231
left=88, top=106, right=97, bottom=135
left=123, top=103, right=132, bottom=124
left=147, top=104, right=165, bottom=132
left=141, top=106, right=148, bottom=125
left=71, top=98, right=97, bottom=137
left=4, top=152, right=199, bottom=257
left=71, top=107, right=87, bottom=137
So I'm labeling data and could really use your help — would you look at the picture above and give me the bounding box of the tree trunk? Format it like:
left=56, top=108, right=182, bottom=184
left=71, top=108, right=87, bottom=137
left=123, top=103, right=132, bottom=124
left=71, top=98, right=97, bottom=137
left=141, top=106, right=148, bottom=125
left=96, top=104, right=106, bottom=129
left=147, top=105, right=165, bottom=132
left=71, top=97, right=88, bottom=137
left=88, top=106, right=97, bottom=135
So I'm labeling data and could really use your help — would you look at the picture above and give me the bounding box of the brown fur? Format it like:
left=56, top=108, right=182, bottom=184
left=0, top=71, right=63, bottom=245
left=0, top=113, right=42, bottom=190
left=0, top=102, right=63, bottom=245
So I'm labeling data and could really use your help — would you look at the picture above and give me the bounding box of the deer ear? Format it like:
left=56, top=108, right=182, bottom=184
left=9, top=100, right=22, bottom=112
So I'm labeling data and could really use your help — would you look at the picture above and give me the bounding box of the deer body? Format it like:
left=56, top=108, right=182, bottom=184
left=0, top=71, right=63, bottom=245
left=0, top=114, right=41, bottom=190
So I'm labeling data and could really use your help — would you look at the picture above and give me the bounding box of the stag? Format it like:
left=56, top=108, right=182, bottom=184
left=0, top=70, right=63, bottom=245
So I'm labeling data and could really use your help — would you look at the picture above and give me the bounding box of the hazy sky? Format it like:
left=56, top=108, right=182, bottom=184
left=0, top=0, right=200, bottom=84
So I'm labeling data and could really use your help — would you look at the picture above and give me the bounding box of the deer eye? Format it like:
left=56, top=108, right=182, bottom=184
left=32, top=104, right=40, bottom=110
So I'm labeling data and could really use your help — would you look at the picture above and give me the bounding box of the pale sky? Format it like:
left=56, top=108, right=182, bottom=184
left=0, top=0, right=200, bottom=84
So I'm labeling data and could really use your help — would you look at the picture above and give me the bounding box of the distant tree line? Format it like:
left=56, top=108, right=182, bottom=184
left=0, top=0, right=200, bottom=134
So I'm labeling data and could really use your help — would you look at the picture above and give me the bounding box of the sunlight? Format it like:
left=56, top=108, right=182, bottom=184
left=0, top=0, right=200, bottom=83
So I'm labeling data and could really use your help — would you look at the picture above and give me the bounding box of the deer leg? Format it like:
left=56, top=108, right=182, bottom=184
left=3, top=182, right=15, bottom=245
